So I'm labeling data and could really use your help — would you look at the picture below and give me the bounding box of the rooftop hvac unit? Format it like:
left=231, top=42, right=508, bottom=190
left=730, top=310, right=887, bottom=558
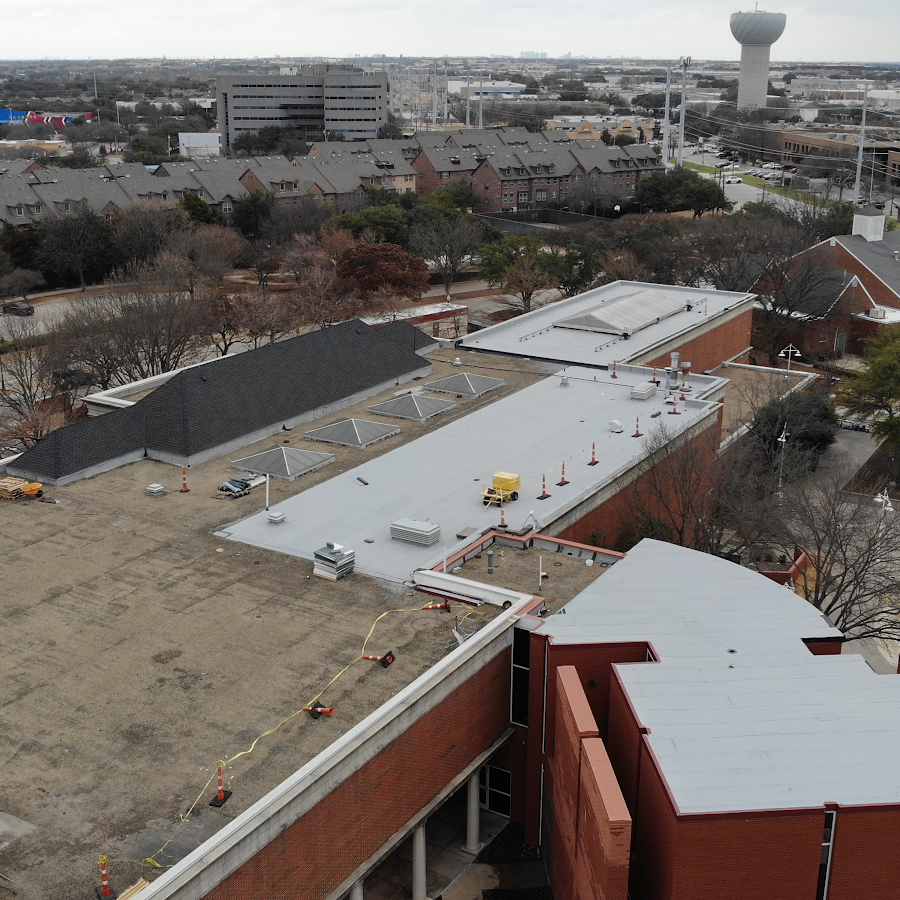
left=391, top=518, right=441, bottom=546
left=631, top=382, right=657, bottom=401
left=869, top=308, right=887, bottom=319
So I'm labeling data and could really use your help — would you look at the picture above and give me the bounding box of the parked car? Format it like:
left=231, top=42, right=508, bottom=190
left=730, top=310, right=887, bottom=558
left=725, top=176, right=743, bottom=184
left=715, top=161, right=731, bottom=168
left=2, top=301, right=34, bottom=316
left=747, top=170, right=762, bottom=177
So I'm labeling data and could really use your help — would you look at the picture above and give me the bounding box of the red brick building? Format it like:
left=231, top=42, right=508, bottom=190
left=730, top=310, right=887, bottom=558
left=752, top=206, right=900, bottom=359
left=135, top=537, right=900, bottom=900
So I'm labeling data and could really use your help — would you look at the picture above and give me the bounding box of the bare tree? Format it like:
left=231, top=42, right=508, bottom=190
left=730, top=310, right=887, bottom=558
left=168, top=225, right=242, bottom=279
left=0, top=316, right=62, bottom=447
left=52, top=263, right=212, bottom=386
left=772, top=465, right=900, bottom=642
left=36, top=203, right=110, bottom=291
left=409, top=217, right=486, bottom=294
left=753, top=248, right=847, bottom=366
left=110, top=201, right=186, bottom=270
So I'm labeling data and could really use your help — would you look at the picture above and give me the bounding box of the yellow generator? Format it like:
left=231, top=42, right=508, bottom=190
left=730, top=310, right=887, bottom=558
left=482, top=472, right=521, bottom=506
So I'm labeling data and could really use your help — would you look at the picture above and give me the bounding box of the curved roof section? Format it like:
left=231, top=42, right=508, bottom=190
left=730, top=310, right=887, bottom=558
left=553, top=288, right=685, bottom=336
left=538, top=539, right=900, bottom=814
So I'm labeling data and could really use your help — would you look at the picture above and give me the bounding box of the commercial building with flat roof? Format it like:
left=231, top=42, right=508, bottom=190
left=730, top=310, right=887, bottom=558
left=222, top=363, right=726, bottom=582
left=216, top=67, right=389, bottom=151
left=461, top=281, right=756, bottom=374
left=130, top=537, right=900, bottom=900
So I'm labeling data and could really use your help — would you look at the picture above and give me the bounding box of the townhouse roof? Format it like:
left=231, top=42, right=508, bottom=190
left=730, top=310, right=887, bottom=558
left=0, top=159, right=46, bottom=176
left=538, top=538, right=900, bottom=814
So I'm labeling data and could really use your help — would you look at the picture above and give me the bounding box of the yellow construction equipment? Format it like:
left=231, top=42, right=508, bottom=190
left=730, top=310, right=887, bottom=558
left=482, top=472, right=521, bottom=506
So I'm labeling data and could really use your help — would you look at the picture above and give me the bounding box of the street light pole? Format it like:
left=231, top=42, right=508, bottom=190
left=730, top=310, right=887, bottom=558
left=778, top=343, right=801, bottom=378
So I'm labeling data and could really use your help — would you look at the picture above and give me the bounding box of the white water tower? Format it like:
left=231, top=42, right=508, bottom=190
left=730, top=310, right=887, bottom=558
left=730, top=10, right=786, bottom=109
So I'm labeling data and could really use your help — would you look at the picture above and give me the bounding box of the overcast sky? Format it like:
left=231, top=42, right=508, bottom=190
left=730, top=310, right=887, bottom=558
left=5, top=0, right=897, bottom=64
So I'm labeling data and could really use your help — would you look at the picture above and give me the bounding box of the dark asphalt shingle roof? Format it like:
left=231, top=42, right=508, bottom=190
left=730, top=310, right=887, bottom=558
left=11, top=319, right=428, bottom=480
left=10, top=406, right=145, bottom=481
left=377, top=320, right=439, bottom=354
left=139, top=319, right=428, bottom=457
left=835, top=232, right=900, bottom=299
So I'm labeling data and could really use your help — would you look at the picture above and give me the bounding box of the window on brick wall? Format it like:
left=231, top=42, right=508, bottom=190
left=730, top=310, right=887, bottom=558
left=510, top=628, right=530, bottom=726
left=816, top=811, right=836, bottom=900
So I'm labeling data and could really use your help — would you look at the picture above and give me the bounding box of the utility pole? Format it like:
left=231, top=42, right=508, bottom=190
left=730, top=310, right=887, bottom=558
left=466, top=72, right=471, bottom=127
left=662, top=65, right=672, bottom=169
left=677, top=56, right=690, bottom=167
left=432, top=60, right=438, bottom=126
left=479, top=70, right=484, bottom=129
left=852, top=81, right=869, bottom=207
left=443, top=60, right=448, bottom=124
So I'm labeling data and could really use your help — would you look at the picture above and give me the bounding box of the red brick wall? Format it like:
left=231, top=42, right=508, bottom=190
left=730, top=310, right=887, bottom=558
left=829, top=244, right=900, bottom=307
left=549, top=667, right=631, bottom=900
left=521, top=637, right=649, bottom=846
left=471, top=162, right=507, bottom=212
left=204, top=648, right=512, bottom=900
left=631, top=752, right=823, bottom=900
left=644, top=307, right=753, bottom=373
left=827, top=806, right=900, bottom=898
left=556, top=424, right=719, bottom=552
left=410, top=152, right=475, bottom=197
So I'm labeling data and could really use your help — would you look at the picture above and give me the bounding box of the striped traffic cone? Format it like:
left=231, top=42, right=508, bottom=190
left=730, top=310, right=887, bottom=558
left=180, top=467, right=190, bottom=493
left=588, top=442, right=598, bottom=466
left=557, top=463, right=569, bottom=487
left=363, top=651, right=396, bottom=668
left=304, top=702, right=335, bottom=719
left=96, top=856, right=116, bottom=899
left=668, top=397, right=681, bottom=415
left=421, top=601, right=451, bottom=610
left=209, top=765, right=232, bottom=807
left=499, top=504, right=507, bottom=528
left=633, top=416, right=642, bottom=438
left=537, top=475, right=551, bottom=500
left=610, top=361, right=618, bottom=379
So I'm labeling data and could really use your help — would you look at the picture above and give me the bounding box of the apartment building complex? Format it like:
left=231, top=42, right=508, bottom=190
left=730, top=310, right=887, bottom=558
left=215, top=66, right=389, bottom=150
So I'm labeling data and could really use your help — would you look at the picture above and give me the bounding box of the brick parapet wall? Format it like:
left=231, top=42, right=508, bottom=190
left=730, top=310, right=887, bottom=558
left=204, top=650, right=512, bottom=900
left=548, top=667, right=630, bottom=900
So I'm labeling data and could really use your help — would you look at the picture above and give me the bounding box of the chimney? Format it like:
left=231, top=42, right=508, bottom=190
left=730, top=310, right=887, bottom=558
left=852, top=205, right=886, bottom=243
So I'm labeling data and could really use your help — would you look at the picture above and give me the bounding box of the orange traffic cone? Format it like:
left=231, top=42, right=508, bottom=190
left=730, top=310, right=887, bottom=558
left=209, top=765, right=232, bottom=807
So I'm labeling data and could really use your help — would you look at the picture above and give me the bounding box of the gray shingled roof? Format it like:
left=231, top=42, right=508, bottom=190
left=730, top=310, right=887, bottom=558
left=835, top=231, right=900, bottom=298
left=377, top=320, right=439, bottom=354
left=10, top=319, right=428, bottom=481
left=304, top=417, right=401, bottom=448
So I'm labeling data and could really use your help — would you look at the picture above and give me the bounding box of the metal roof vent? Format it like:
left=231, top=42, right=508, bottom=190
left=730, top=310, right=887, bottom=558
left=609, top=419, right=623, bottom=433
left=631, top=383, right=656, bottom=401
left=560, top=375, right=569, bottom=387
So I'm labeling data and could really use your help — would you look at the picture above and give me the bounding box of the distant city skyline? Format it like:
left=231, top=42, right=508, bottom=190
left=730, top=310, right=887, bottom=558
left=3, top=0, right=897, bottom=64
